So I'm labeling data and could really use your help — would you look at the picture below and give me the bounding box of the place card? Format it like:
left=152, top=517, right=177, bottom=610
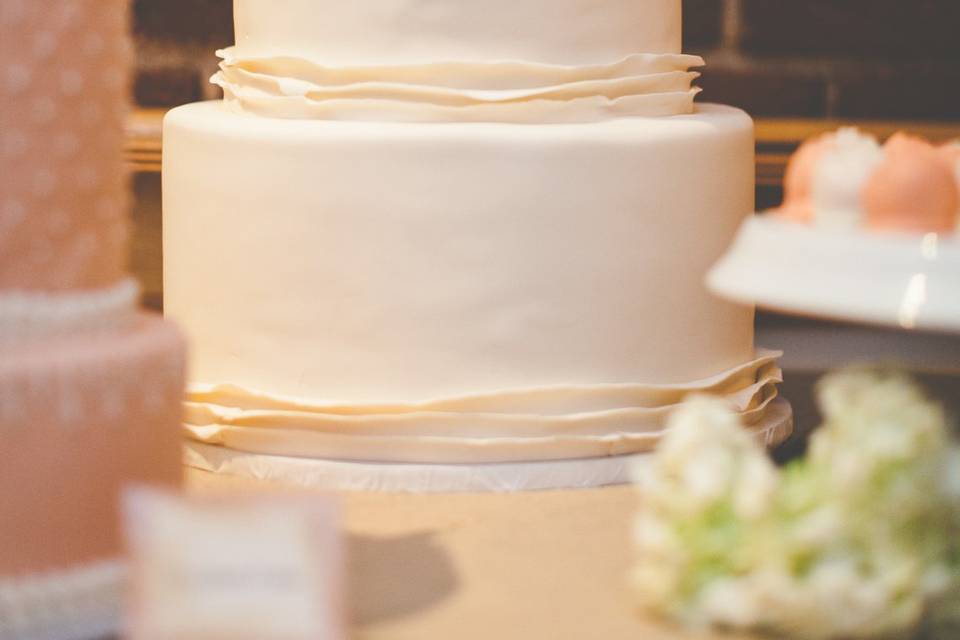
left=123, top=488, right=343, bottom=640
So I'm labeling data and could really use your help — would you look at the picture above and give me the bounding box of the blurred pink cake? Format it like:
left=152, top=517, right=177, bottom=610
left=775, top=128, right=960, bottom=234
left=0, top=0, right=185, bottom=634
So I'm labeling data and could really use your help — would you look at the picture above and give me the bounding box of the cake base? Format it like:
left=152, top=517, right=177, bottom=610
left=184, top=398, right=793, bottom=493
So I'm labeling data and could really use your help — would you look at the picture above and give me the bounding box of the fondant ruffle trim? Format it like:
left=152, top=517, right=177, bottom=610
left=212, top=49, right=703, bottom=123
left=184, top=351, right=784, bottom=464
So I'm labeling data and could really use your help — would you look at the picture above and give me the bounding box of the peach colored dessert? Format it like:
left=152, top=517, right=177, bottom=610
left=779, top=134, right=833, bottom=223
left=775, top=129, right=960, bottom=235
left=863, top=134, right=958, bottom=233
left=940, top=142, right=960, bottom=226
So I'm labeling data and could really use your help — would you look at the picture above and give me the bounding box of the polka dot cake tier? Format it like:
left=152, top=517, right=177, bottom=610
left=1, top=0, right=130, bottom=291
left=0, top=1, right=186, bottom=637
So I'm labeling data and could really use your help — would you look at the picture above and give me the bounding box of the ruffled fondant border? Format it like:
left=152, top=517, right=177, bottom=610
left=212, top=49, right=704, bottom=123
left=184, top=351, right=784, bottom=464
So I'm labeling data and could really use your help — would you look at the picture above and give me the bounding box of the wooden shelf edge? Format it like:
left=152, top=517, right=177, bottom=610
left=125, top=109, right=960, bottom=186
left=126, top=108, right=167, bottom=172
left=754, top=118, right=960, bottom=146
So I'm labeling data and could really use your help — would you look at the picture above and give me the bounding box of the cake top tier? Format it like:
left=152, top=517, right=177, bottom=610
left=234, top=0, right=682, bottom=66
left=0, top=0, right=131, bottom=293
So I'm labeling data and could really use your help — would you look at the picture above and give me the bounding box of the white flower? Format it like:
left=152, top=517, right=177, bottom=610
left=699, top=578, right=764, bottom=629
left=808, top=559, right=887, bottom=631
left=631, top=367, right=958, bottom=639
left=733, top=455, right=779, bottom=520
left=638, top=395, right=778, bottom=513
left=942, top=447, right=960, bottom=501
left=790, top=506, right=843, bottom=548
left=632, top=513, right=679, bottom=558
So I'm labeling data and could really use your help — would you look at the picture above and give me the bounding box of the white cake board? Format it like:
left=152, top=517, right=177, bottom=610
left=184, top=398, right=794, bottom=493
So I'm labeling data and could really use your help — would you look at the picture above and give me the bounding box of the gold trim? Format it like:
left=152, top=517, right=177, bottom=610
left=754, top=118, right=960, bottom=188
left=125, top=108, right=960, bottom=187
left=126, top=108, right=165, bottom=172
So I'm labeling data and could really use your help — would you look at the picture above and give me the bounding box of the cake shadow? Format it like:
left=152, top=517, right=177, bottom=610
left=348, top=530, right=459, bottom=624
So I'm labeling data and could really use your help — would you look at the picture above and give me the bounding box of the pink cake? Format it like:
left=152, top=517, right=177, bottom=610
left=0, top=0, right=185, bottom=633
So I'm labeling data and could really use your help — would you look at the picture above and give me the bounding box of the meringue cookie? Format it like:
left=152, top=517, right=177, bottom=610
left=939, top=141, right=960, bottom=232
left=811, top=128, right=882, bottom=230
left=863, top=134, right=958, bottom=234
left=778, top=134, right=834, bottom=224
left=940, top=140, right=960, bottom=170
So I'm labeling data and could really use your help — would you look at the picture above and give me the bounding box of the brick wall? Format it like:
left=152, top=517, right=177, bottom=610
left=689, top=0, right=960, bottom=120
left=134, top=0, right=960, bottom=120
left=133, top=0, right=232, bottom=106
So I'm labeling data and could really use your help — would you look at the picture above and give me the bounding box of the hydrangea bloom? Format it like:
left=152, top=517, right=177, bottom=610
left=632, top=368, right=959, bottom=639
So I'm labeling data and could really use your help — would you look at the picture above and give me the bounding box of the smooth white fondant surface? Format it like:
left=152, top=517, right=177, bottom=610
left=233, top=0, right=681, bottom=67
left=164, top=102, right=756, bottom=408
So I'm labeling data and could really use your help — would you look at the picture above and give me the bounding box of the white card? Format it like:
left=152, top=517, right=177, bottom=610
left=123, top=488, right=344, bottom=640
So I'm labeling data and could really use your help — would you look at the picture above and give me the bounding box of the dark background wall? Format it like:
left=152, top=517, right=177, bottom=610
left=133, top=0, right=960, bottom=120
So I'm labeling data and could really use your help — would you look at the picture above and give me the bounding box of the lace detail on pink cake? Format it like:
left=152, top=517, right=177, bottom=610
left=0, top=278, right=139, bottom=342
left=0, top=559, right=125, bottom=640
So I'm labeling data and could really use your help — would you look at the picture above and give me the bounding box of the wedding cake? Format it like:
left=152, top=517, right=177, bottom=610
left=0, top=0, right=185, bottom=634
left=164, top=0, right=788, bottom=474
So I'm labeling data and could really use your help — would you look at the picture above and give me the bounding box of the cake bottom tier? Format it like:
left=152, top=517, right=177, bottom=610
left=0, top=315, right=185, bottom=576
left=164, top=102, right=757, bottom=405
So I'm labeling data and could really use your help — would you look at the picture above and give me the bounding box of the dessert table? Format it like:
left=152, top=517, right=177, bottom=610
left=182, top=314, right=960, bottom=640
left=133, top=114, right=960, bottom=639
left=186, top=468, right=759, bottom=640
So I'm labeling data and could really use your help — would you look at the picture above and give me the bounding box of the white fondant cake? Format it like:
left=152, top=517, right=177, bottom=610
left=164, top=0, right=785, bottom=466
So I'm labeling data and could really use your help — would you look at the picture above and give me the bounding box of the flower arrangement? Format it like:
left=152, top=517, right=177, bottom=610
left=632, top=368, right=960, bottom=639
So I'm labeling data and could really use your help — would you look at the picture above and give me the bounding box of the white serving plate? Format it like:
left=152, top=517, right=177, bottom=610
left=708, top=215, right=960, bottom=333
